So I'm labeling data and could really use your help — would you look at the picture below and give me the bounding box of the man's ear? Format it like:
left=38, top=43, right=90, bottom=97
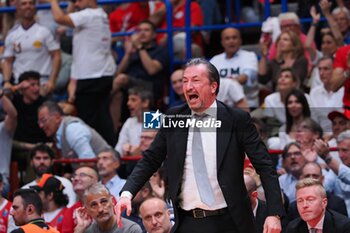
left=26, top=204, right=35, bottom=214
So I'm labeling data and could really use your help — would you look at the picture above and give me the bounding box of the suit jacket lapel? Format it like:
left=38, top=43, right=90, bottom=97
left=216, top=101, right=235, bottom=168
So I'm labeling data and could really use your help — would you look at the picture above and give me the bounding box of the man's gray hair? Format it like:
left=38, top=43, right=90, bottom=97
left=332, top=6, right=350, bottom=19
left=278, top=12, right=300, bottom=25
left=82, top=183, right=110, bottom=205
left=337, top=129, right=350, bottom=143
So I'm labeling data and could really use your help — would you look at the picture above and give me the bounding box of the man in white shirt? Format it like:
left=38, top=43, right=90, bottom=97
left=286, top=178, right=350, bottom=233
left=2, top=0, right=60, bottom=96
left=310, top=57, right=344, bottom=134
left=50, top=0, right=117, bottom=146
left=210, top=27, right=259, bottom=109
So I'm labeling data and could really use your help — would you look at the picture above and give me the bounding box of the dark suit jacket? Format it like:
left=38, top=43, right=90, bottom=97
left=255, top=200, right=268, bottom=233
left=121, top=101, right=284, bottom=233
left=286, top=209, right=350, bottom=233
left=288, top=192, right=348, bottom=221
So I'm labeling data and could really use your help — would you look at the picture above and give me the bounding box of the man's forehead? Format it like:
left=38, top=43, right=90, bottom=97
left=86, top=192, right=110, bottom=203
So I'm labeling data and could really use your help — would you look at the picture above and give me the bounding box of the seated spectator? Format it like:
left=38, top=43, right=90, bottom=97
left=288, top=162, right=348, bottom=221
left=139, top=197, right=173, bottom=233
left=259, top=31, right=308, bottom=91
left=210, top=28, right=259, bottom=109
left=60, top=166, right=98, bottom=233
left=325, top=110, right=350, bottom=161
left=244, top=174, right=267, bottom=233
left=0, top=90, right=17, bottom=195
left=267, top=12, right=316, bottom=69
left=38, top=101, right=111, bottom=159
left=149, top=0, right=203, bottom=59
left=314, top=130, right=350, bottom=215
left=295, top=118, right=323, bottom=163
left=96, top=148, right=126, bottom=200
left=310, top=57, right=344, bottom=133
left=123, top=181, right=154, bottom=232
left=263, top=68, right=300, bottom=125
left=268, top=89, right=312, bottom=150
left=308, top=29, right=341, bottom=89
left=112, top=20, right=169, bottom=127
left=30, top=174, right=69, bottom=231
left=169, top=69, right=185, bottom=107
left=73, top=183, right=142, bottom=233
left=279, top=142, right=307, bottom=202
left=21, top=144, right=77, bottom=207
left=10, top=189, right=59, bottom=233
left=286, top=178, right=350, bottom=233
left=115, top=87, right=153, bottom=158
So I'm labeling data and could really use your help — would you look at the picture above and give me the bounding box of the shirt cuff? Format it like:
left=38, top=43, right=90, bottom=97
left=120, top=191, right=133, bottom=199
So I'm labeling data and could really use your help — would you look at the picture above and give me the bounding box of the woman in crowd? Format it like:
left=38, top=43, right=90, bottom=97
left=258, top=30, right=308, bottom=91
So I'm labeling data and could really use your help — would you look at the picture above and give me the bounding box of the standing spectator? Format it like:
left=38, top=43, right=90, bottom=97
left=10, top=189, right=59, bottom=233
left=30, top=174, right=69, bottom=231
left=51, top=0, right=117, bottom=146
left=286, top=178, right=350, bottom=233
left=21, top=144, right=77, bottom=207
left=116, top=58, right=284, bottom=233
left=139, top=197, right=173, bottom=233
left=38, top=101, right=111, bottom=159
left=97, top=149, right=126, bottom=200
left=2, top=0, right=61, bottom=96
left=0, top=89, right=17, bottom=195
left=210, top=28, right=258, bottom=109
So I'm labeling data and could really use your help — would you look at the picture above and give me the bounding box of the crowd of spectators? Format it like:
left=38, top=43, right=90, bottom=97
left=1, top=0, right=350, bottom=232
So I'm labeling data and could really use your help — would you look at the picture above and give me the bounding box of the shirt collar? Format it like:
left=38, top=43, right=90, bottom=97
left=225, top=49, right=241, bottom=59
left=55, top=120, right=64, bottom=149
left=191, top=100, right=217, bottom=118
left=307, top=213, right=325, bottom=231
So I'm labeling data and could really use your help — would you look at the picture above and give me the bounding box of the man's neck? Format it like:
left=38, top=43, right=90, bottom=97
left=323, top=83, right=332, bottom=92
left=46, top=201, right=60, bottom=213
left=99, top=215, right=118, bottom=231
left=21, top=19, right=35, bottom=29
left=101, top=173, right=116, bottom=185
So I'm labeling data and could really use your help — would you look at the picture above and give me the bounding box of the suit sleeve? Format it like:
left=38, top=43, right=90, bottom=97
left=237, top=111, right=285, bottom=217
left=120, top=127, right=167, bottom=196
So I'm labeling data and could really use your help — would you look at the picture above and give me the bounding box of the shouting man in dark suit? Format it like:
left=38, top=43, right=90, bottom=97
left=116, top=58, right=284, bottom=233
left=286, top=178, right=350, bottom=233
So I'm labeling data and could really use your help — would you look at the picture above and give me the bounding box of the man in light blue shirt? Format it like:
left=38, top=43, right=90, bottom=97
left=38, top=101, right=111, bottom=159
left=97, top=148, right=126, bottom=200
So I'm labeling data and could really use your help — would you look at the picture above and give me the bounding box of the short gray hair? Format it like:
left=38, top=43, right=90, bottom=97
left=296, top=178, right=326, bottom=198
left=337, top=130, right=350, bottom=143
left=82, top=183, right=110, bottom=205
left=332, top=6, right=350, bottom=19
left=278, top=12, right=300, bottom=25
